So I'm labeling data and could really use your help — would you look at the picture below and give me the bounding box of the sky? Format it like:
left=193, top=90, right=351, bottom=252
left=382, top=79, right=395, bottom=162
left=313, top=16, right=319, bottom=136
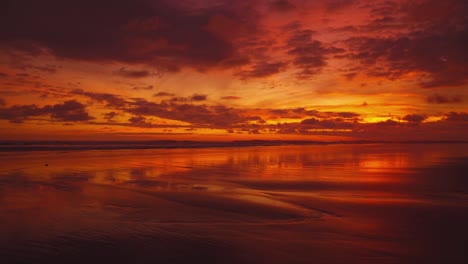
left=0, top=0, right=467, bottom=141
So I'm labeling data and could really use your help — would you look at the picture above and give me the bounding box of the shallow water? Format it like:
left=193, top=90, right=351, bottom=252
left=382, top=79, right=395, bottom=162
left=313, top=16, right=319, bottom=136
left=1, top=144, right=468, bottom=263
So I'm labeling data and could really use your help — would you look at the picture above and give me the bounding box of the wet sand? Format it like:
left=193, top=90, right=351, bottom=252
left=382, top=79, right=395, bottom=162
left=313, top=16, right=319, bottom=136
left=1, top=144, right=468, bottom=263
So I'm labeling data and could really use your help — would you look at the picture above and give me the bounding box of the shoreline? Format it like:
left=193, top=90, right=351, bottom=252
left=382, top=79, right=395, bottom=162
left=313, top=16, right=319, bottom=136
left=0, top=140, right=467, bottom=152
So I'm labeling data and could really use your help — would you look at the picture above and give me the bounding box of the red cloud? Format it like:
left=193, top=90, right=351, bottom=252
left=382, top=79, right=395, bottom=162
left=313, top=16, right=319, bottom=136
left=0, top=100, right=94, bottom=123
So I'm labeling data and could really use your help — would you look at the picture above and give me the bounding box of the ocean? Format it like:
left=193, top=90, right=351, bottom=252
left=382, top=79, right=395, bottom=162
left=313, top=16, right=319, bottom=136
left=1, top=143, right=467, bottom=263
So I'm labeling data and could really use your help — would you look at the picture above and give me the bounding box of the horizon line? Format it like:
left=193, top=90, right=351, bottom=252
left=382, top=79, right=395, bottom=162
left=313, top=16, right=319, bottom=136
left=1, top=139, right=467, bottom=152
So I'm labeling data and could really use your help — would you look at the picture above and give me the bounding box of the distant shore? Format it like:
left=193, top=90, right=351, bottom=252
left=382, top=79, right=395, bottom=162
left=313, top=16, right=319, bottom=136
left=0, top=140, right=467, bottom=152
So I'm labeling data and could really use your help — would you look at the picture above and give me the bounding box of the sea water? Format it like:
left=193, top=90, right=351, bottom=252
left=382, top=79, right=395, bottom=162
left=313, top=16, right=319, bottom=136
left=1, top=143, right=467, bottom=263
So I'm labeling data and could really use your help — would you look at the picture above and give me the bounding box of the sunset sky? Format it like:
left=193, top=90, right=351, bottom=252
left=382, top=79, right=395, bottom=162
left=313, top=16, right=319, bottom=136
left=0, top=0, right=467, bottom=141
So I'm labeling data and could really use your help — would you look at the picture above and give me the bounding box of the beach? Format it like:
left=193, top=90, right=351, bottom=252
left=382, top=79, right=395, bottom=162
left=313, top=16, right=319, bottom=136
left=1, top=143, right=468, bottom=263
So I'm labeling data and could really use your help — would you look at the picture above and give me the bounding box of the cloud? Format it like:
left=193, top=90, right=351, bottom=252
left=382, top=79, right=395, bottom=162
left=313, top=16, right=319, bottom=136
left=267, top=108, right=314, bottom=119
left=72, top=90, right=249, bottom=127
left=2, top=87, right=466, bottom=140
left=286, top=27, right=344, bottom=79
left=166, top=94, right=207, bottom=102
left=115, top=67, right=151, bottom=78
left=268, top=108, right=360, bottom=120
left=190, top=94, right=207, bottom=101
left=0, top=104, right=47, bottom=123
left=0, top=0, right=255, bottom=72
left=126, top=99, right=252, bottom=127
left=221, top=96, right=241, bottom=100
left=403, top=114, right=427, bottom=123
left=426, top=94, right=462, bottom=104
left=345, top=29, right=468, bottom=87
left=444, top=112, right=468, bottom=122
left=403, top=0, right=467, bottom=26
left=32, top=64, right=58, bottom=74
left=270, top=0, right=296, bottom=12
left=123, top=16, right=161, bottom=33
left=374, top=119, right=400, bottom=126
left=72, top=89, right=127, bottom=107
left=330, top=111, right=360, bottom=118
left=45, top=100, right=94, bottom=121
left=103, top=111, right=119, bottom=121
left=0, top=100, right=93, bottom=123
left=237, top=61, right=288, bottom=79
left=300, top=118, right=355, bottom=129
left=1, top=0, right=466, bottom=85
left=343, top=0, right=468, bottom=87
left=169, top=97, right=189, bottom=103
left=153, top=91, right=175, bottom=97
left=325, top=0, right=357, bottom=11
left=132, top=85, right=153, bottom=90
left=128, top=116, right=153, bottom=127
left=367, top=1, right=399, bottom=17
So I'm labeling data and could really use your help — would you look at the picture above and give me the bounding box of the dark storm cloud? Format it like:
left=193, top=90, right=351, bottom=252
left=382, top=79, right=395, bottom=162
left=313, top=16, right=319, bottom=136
left=426, top=94, right=462, bottom=104
left=0, top=0, right=254, bottom=71
left=0, top=100, right=93, bottom=123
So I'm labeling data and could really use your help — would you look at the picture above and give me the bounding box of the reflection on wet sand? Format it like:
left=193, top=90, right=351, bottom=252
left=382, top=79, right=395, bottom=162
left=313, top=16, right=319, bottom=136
left=1, top=144, right=468, bottom=263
